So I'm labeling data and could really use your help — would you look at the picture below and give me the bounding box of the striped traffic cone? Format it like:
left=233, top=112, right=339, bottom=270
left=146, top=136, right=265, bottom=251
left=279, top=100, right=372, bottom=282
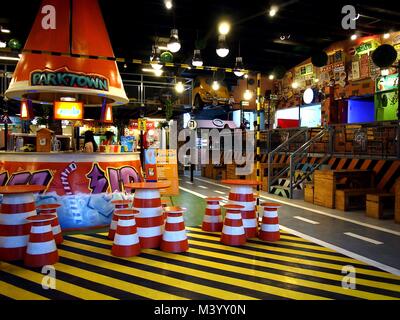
left=220, top=204, right=246, bottom=246
left=111, top=210, right=141, bottom=257
left=202, top=197, right=223, bottom=232
left=24, top=215, right=58, bottom=268
left=228, top=186, right=257, bottom=238
left=0, top=193, right=37, bottom=261
left=259, top=203, right=281, bottom=242
left=134, top=190, right=164, bottom=249
left=160, top=207, right=188, bottom=253
left=37, top=204, right=63, bottom=245
left=108, top=200, right=131, bottom=240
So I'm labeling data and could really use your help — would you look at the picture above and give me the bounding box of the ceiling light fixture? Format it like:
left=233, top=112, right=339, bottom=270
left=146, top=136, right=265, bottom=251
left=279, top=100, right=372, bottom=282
left=218, top=21, right=231, bottom=35
left=291, top=82, right=299, bottom=89
left=380, top=69, right=389, bottom=76
left=383, top=33, right=390, bottom=39
left=164, top=0, right=173, bottom=10
left=350, top=34, right=358, bottom=41
left=151, top=45, right=163, bottom=70
left=175, top=81, right=185, bottom=93
left=0, top=56, right=20, bottom=61
left=142, top=68, right=163, bottom=76
left=60, top=97, right=77, bottom=102
left=243, top=89, right=253, bottom=101
left=234, top=57, right=244, bottom=77
left=244, top=74, right=249, bottom=79
left=269, top=74, right=274, bottom=80
left=212, top=81, right=220, bottom=91
left=0, top=26, right=11, bottom=34
left=192, top=49, right=203, bottom=67
left=216, top=34, right=229, bottom=58
left=0, top=41, right=6, bottom=48
left=269, top=5, right=278, bottom=17
left=167, top=28, right=181, bottom=53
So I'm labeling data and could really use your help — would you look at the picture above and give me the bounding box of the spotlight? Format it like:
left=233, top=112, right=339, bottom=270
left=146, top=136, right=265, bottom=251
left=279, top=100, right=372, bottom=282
left=233, top=57, right=244, bottom=77
left=123, top=63, right=127, bottom=69
left=381, top=69, right=389, bottom=76
left=269, top=74, right=274, bottom=80
left=269, top=6, right=278, bottom=17
left=314, top=78, right=319, bottom=83
left=167, top=29, right=181, bottom=53
left=0, top=41, right=6, bottom=48
left=164, top=0, right=173, bottom=10
left=192, top=49, right=203, bottom=67
left=244, top=74, right=249, bottom=79
left=291, top=82, right=298, bottom=89
left=243, top=89, right=253, bottom=101
left=216, top=34, right=229, bottom=57
left=383, top=33, right=390, bottom=39
left=218, top=21, right=231, bottom=35
left=0, top=26, right=10, bottom=33
left=175, top=81, right=185, bottom=93
left=212, top=81, right=220, bottom=91
left=350, top=34, right=357, bottom=41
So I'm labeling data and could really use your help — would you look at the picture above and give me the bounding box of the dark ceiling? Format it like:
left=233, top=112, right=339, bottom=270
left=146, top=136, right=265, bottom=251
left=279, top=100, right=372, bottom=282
left=1, top=0, right=399, bottom=77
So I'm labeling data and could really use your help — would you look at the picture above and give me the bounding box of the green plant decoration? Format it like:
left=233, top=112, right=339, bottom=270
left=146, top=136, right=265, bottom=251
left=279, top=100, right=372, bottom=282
left=164, top=98, right=174, bottom=121
left=8, top=39, right=22, bottom=50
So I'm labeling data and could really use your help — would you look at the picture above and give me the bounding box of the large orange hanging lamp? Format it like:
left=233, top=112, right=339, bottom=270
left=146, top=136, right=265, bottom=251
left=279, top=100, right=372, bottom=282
left=5, top=0, right=128, bottom=106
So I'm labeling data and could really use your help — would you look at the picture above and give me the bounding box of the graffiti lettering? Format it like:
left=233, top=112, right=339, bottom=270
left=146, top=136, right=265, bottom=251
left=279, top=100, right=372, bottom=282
left=86, top=163, right=108, bottom=194
left=0, top=172, right=8, bottom=186
left=6, top=170, right=52, bottom=189
left=107, top=166, right=141, bottom=193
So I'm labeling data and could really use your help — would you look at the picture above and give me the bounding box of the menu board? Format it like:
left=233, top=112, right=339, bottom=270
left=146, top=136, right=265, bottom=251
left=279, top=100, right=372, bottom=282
left=352, top=61, right=360, bottom=80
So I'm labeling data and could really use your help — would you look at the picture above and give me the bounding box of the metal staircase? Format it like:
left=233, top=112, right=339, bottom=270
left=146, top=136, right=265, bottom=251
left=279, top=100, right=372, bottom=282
left=267, top=127, right=331, bottom=199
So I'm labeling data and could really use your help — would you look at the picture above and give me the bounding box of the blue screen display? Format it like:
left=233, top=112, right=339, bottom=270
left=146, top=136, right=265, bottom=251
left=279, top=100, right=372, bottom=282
left=348, top=99, right=375, bottom=123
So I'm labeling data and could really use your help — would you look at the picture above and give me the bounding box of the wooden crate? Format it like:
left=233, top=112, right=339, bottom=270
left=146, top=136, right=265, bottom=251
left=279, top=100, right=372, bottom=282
left=366, top=193, right=394, bottom=219
left=304, top=183, right=314, bottom=203
left=313, top=170, right=336, bottom=208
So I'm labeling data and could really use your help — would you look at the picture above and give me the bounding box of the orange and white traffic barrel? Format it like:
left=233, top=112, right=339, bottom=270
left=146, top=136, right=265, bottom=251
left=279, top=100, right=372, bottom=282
left=0, top=185, right=44, bottom=261
left=228, top=185, right=258, bottom=238
left=111, top=210, right=141, bottom=257
left=125, top=182, right=170, bottom=249
left=202, top=197, right=223, bottom=232
left=160, top=206, right=188, bottom=253
left=220, top=204, right=246, bottom=246
left=24, top=215, right=58, bottom=268
left=108, top=199, right=131, bottom=240
left=259, top=202, right=281, bottom=242
left=37, top=204, right=63, bottom=245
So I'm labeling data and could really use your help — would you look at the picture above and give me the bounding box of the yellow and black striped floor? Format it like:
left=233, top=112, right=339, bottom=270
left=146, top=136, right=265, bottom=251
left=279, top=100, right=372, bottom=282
left=1, top=227, right=400, bottom=300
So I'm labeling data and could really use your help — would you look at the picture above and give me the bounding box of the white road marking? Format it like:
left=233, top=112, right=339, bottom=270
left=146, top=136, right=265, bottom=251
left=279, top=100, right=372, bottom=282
left=193, top=177, right=231, bottom=189
left=179, top=184, right=400, bottom=276
left=293, top=216, right=320, bottom=225
left=198, top=185, right=208, bottom=189
left=178, top=186, right=207, bottom=199
left=280, top=226, right=400, bottom=276
left=185, top=181, right=194, bottom=185
left=258, top=194, right=400, bottom=237
left=215, top=190, right=226, bottom=195
left=344, top=232, right=384, bottom=245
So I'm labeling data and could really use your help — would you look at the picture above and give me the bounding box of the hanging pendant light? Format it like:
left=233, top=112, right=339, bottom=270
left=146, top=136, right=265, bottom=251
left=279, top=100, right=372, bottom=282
left=234, top=57, right=244, bottom=77
left=192, top=49, right=203, bottom=67
left=216, top=34, right=229, bottom=58
left=167, top=29, right=181, bottom=53
left=151, top=45, right=163, bottom=70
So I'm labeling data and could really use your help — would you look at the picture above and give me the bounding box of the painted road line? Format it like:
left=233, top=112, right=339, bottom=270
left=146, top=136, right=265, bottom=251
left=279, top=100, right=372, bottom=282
left=193, top=177, right=231, bottom=189
left=179, top=186, right=207, bottom=199
left=179, top=185, right=400, bottom=276
left=258, top=194, right=400, bottom=237
left=198, top=186, right=208, bottom=189
left=185, top=181, right=194, bottom=185
left=215, top=190, right=226, bottom=195
left=281, top=226, right=400, bottom=276
left=294, top=216, right=320, bottom=225
left=344, top=232, right=384, bottom=245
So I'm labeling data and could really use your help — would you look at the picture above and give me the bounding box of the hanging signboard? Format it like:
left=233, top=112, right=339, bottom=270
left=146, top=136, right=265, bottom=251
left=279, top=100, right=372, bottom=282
left=355, top=40, right=380, bottom=56
left=54, top=101, right=84, bottom=120
left=359, top=54, right=370, bottom=79
left=352, top=61, right=361, bottom=80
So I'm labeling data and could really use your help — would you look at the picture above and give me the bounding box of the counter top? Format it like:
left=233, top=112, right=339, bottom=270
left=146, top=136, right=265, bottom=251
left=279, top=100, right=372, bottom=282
left=0, top=151, right=140, bottom=155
